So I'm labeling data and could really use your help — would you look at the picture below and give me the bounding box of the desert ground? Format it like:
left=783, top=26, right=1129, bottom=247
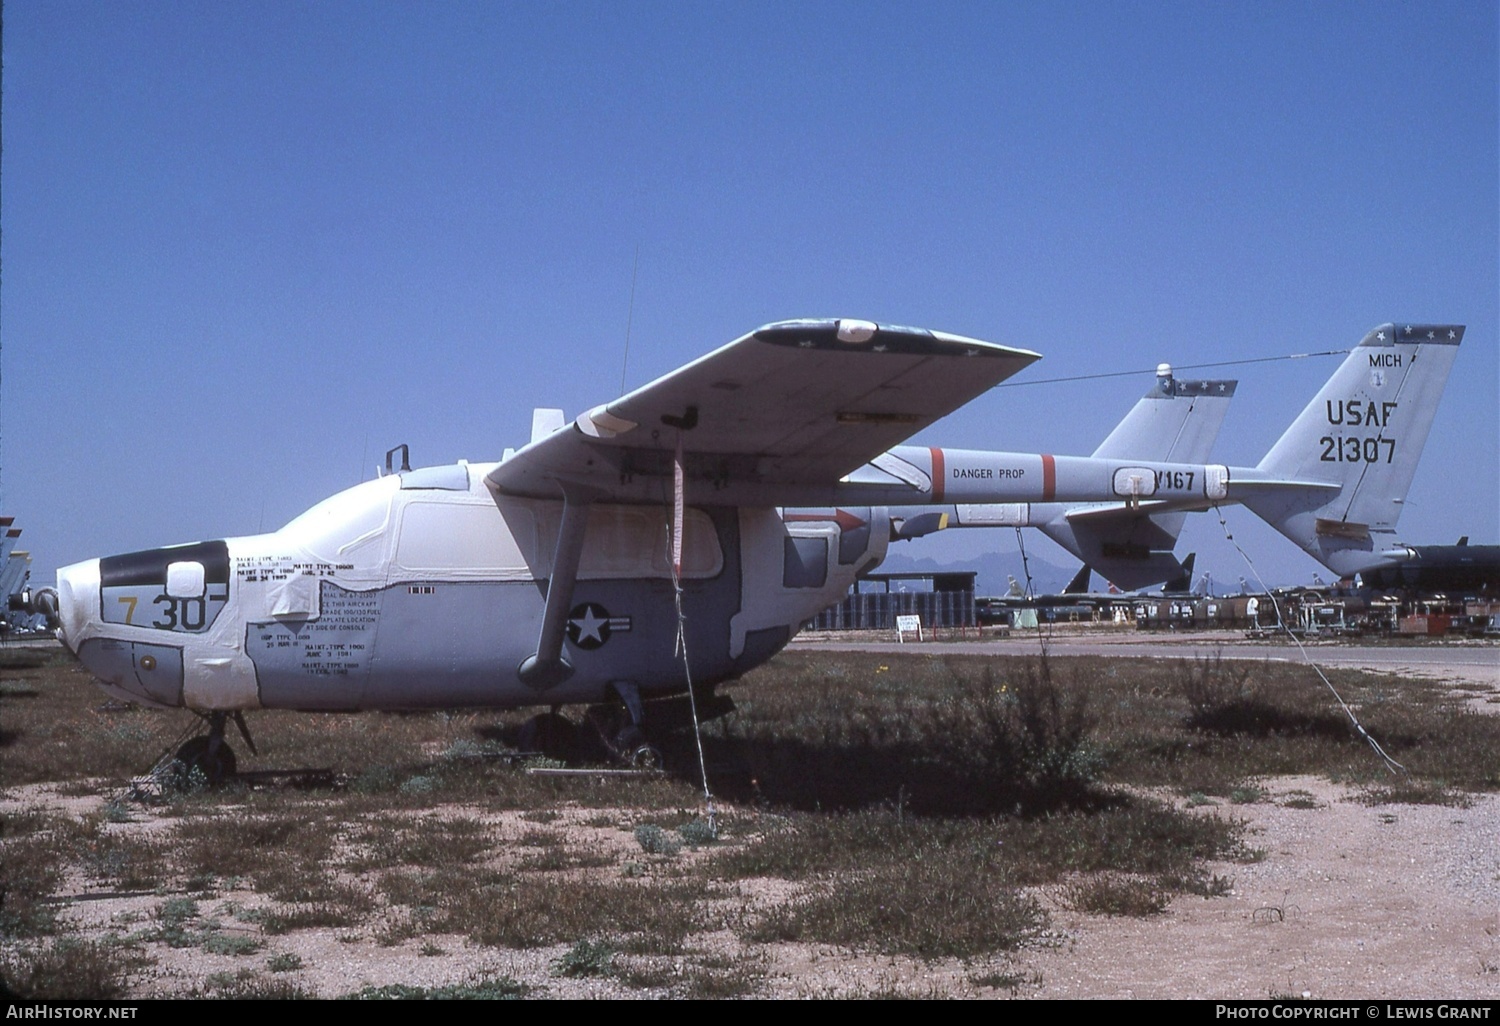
left=2, top=635, right=1496, bottom=999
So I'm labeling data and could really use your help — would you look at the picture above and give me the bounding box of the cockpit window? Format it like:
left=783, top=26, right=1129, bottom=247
left=279, top=477, right=395, bottom=562
left=399, top=465, right=470, bottom=490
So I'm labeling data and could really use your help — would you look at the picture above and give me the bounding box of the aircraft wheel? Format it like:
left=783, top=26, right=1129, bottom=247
left=624, top=743, right=663, bottom=771
left=520, top=712, right=577, bottom=760
left=172, top=736, right=237, bottom=785
left=614, top=725, right=662, bottom=771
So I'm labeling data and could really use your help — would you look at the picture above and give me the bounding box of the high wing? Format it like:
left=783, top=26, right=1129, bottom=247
left=488, top=319, right=1039, bottom=504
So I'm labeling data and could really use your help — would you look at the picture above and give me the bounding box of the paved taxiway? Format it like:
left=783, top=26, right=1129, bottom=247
left=790, top=629, right=1499, bottom=691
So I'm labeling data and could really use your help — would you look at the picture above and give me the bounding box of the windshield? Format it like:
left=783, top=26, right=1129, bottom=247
left=278, top=477, right=398, bottom=562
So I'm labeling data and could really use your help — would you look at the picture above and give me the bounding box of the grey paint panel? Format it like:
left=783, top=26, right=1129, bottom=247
left=248, top=586, right=378, bottom=710
left=98, top=541, right=232, bottom=635
left=76, top=638, right=184, bottom=707
left=249, top=507, right=749, bottom=711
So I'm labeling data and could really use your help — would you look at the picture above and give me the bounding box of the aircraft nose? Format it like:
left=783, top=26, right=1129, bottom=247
left=55, top=558, right=102, bottom=654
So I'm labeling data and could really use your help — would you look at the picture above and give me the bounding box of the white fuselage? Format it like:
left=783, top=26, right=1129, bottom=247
left=56, top=463, right=886, bottom=711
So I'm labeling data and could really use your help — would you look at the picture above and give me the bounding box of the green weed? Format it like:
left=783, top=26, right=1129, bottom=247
left=633, top=823, right=681, bottom=856
left=552, top=939, right=615, bottom=978
left=267, top=952, right=303, bottom=972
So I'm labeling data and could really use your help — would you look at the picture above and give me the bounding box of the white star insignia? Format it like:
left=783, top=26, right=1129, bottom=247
left=873, top=344, right=887, bottom=352
left=1404, top=325, right=1413, bottom=334
left=1427, top=330, right=1434, bottom=339
left=798, top=340, right=814, bottom=348
left=1376, top=331, right=1386, bottom=341
left=571, top=608, right=608, bottom=644
left=1448, top=329, right=1456, bottom=340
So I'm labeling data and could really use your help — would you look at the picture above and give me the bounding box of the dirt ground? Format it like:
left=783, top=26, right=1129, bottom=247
left=7, top=634, right=1496, bottom=998
left=1021, top=776, right=1500, bottom=1000
left=9, top=773, right=1498, bottom=1000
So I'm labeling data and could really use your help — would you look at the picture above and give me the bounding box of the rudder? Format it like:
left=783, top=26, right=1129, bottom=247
left=1243, top=323, right=1463, bottom=576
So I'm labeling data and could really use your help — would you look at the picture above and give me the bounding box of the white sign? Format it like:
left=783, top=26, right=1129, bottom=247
left=895, top=614, right=922, bottom=643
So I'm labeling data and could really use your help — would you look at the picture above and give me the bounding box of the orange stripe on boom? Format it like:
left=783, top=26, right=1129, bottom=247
left=929, top=447, right=945, bottom=501
left=1041, top=454, right=1056, bottom=501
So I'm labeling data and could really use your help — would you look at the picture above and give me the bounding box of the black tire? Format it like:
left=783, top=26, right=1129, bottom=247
left=520, top=712, right=577, bottom=760
left=624, top=742, right=663, bottom=771
left=613, top=725, right=662, bottom=770
left=614, top=723, right=647, bottom=751
left=173, top=736, right=237, bottom=784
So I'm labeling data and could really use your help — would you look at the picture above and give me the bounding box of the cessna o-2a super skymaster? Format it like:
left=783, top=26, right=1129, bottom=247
left=53, top=319, right=1462, bottom=777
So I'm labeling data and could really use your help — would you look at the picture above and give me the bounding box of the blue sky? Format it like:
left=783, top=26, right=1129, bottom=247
left=4, top=1, right=1496, bottom=589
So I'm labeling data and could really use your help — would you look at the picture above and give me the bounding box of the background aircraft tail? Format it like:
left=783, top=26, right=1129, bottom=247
left=1162, top=552, right=1195, bottom=594
left=1238, top=323, right=1463, bottom=577
left=886, top=368, right=1237, bottom=590
left=1034, top=371, right=1236, bottom=589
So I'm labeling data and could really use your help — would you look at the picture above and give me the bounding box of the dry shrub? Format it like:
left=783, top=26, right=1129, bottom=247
left=719, top=811, right=1048, bottom=958
left=172, top=812, right=340, bottom=882
left=1059, top=873, right=1171, bottom=917
left=0, top=937, right=145, bottom=999
left=349, top=814, right=490, bottom=871
left=928, top=659, right=1103, bottom=811
left=437, top=874, right=707, bottom=953
left=0, top=832, right=66, bottom=936
left=717, top=654, right=1103, bottom=815
left=752, top=862, right=1044, bottom=959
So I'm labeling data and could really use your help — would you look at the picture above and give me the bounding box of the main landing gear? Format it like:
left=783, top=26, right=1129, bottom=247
left=171, top=711, right=257, bottom=785
left=600, top=717, right=664, bottom=771
left=518, top=710, right=579, bottom=762
left=517, top=683, right=664, bottom=770
left=595, top=681, right=665, bottom=769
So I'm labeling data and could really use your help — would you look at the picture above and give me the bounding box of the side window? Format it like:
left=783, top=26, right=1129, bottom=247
left=783, top=537, right=828, bottom=589
left=396, top=501, right=536, bottom=575
left=575, top=506, right=723, bottom=580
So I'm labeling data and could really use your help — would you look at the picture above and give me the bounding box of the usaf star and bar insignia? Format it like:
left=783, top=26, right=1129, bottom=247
left=565, top=603, right=633, bottom=650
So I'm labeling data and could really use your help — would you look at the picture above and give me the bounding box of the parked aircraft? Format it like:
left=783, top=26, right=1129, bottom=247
left=0, top=518, right=56, bottom=635
left=974, top=568, right=1099, bottom=624
left=889, top=367, right=1237, bottom=589
left=990, top=565, right=1112, bottom=610
left=980, top=554, right=1202, bottom=627
left=51, top=319, right=1462, bottom=776
left=1356, top=538, right=1499, bottom=596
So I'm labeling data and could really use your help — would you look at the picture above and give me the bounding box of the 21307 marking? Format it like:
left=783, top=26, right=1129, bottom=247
left=1319, top=435, right=1394, bottom=464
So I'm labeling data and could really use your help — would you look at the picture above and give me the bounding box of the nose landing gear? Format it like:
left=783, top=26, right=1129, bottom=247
left=172, top=734, right=237, bottom=784
left=170, top=711, right=256, bottom=785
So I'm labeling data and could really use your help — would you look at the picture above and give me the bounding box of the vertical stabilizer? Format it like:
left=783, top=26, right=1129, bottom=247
left=1241, top=323, right=1463, bottom=576
left=1062, top=564, right=1092, bottom=594
left=1163, top=552, right=1195, bottom=594
left=1035, top=372, right=1236, bottom=589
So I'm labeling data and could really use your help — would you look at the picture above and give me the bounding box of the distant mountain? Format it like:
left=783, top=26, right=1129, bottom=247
left=874, top=548, right=1078, bottom=597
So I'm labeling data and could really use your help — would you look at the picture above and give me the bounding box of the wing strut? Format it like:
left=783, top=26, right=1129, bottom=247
left=517, top=483, right=597, bottom=688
